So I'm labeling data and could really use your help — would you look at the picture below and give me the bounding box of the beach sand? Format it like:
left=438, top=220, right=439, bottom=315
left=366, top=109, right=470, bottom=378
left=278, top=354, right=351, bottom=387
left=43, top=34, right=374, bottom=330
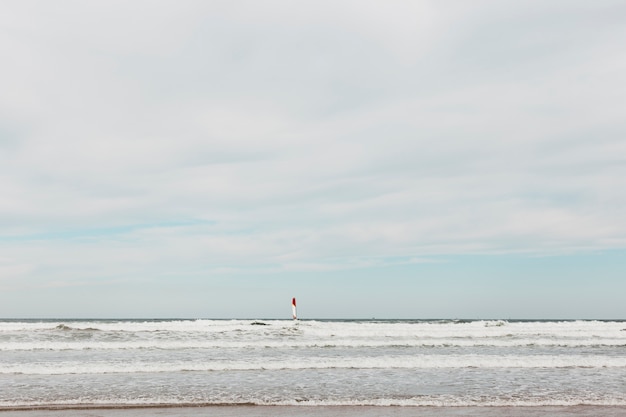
left=1, top=406, right=626, bottom=417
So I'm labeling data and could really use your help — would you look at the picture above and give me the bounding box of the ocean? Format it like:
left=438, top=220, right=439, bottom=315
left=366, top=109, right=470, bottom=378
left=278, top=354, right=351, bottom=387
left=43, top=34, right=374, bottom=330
left=1, top=319, right=625, bottom=410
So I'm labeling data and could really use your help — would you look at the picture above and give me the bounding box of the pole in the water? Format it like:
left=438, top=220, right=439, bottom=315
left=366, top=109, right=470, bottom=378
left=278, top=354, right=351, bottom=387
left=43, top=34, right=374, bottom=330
left=292, top=297, right=297, bottom=320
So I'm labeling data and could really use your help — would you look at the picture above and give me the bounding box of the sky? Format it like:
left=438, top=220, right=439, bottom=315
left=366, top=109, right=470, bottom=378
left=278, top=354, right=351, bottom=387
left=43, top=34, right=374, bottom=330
left=1, top=0, right=625, bottom=319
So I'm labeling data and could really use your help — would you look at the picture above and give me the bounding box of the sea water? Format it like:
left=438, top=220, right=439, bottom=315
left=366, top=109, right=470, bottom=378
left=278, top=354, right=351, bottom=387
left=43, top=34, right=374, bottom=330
left=1, top=319, right=625, bottom=408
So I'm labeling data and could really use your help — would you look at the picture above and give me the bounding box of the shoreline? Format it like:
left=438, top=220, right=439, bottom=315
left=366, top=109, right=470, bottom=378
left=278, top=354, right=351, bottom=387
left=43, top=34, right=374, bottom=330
left=2, top=405, right=626, bottom=417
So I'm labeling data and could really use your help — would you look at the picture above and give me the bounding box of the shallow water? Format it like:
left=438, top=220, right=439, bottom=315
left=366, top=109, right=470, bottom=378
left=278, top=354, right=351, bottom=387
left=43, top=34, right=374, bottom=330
left=1, top=319, right=625, bottom=408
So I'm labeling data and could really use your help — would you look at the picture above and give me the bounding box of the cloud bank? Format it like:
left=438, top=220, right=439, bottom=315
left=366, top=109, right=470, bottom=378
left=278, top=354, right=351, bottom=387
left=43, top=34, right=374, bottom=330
left=1, top=1, right=625, bottom=295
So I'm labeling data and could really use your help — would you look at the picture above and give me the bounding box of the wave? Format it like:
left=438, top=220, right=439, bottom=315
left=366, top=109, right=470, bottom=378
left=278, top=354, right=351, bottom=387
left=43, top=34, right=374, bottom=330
left=2, top=354, right=625, bottom=375
left=1, top=319, right=625, bottom=350
left=54, top=324, right=101, bottom=332
left=1, top=318, right=624, bottom=331
left=2, top=338, right=625, bottom=351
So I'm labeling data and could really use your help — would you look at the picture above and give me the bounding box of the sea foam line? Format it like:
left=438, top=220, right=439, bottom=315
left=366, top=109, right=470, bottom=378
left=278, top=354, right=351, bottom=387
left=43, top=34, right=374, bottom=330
left=2, top=354, right=625, bottom=375
left=1, top=338, right=625, bottom=351
left=2, top=396, right=626, bottom=408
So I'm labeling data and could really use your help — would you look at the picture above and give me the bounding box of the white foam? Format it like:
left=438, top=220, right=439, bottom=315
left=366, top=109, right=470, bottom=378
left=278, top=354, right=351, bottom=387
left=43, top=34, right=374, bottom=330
left=1, top=319, right=625, bottom=352
left=2, top=353, right=624, bottom=375
left=2, top=396, right=626, bottom=408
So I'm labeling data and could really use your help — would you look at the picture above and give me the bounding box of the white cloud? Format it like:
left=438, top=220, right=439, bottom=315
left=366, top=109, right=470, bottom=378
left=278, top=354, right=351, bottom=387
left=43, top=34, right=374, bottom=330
left=1, top=0, right=625, bottom=292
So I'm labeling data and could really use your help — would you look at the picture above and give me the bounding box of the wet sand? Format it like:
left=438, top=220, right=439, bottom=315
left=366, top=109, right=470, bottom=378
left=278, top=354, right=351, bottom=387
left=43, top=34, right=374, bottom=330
left=2, top=406, right=626, bottom=417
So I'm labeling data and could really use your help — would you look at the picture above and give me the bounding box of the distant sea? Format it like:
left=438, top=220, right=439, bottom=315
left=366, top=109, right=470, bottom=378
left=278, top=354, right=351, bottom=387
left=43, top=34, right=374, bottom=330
left=1, top=319, right=625, bottom=409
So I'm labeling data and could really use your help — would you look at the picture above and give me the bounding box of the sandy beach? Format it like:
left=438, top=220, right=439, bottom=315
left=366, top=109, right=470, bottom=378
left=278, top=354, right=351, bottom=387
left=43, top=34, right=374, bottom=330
left=2, top=406, right=626, bottom=417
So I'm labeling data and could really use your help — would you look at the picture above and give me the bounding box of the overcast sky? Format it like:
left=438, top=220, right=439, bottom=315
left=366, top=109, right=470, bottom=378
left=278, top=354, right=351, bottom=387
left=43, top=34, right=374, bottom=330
left=1, top=1, right=625, bottom=319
